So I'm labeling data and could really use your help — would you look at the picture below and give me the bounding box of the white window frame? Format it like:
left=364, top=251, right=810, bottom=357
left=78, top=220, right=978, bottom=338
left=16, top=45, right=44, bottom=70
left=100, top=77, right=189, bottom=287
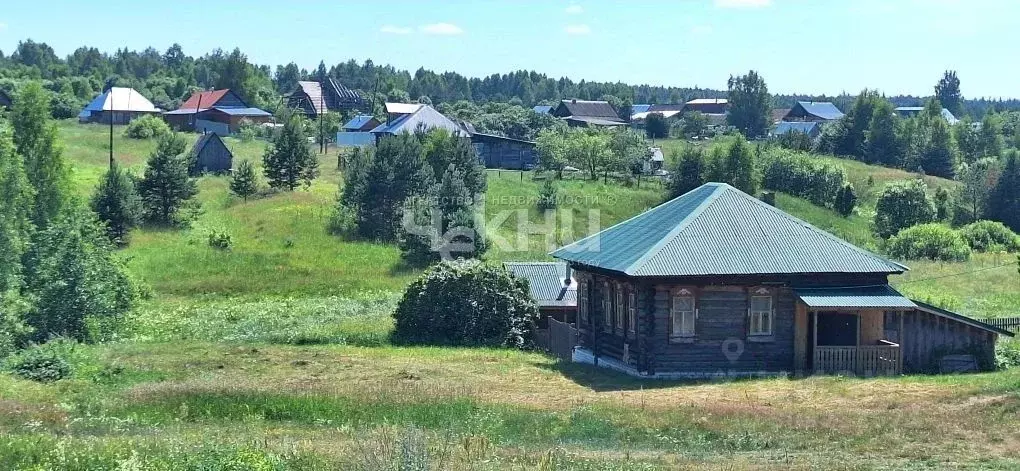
left=749, top=294, right=774, bottom=337
left=614, top=283, right=625, bottom=332
left=627, top=290, right=637, bottom=334
left=578, top=281, right=588, bottom=324
left=670, top=289, right=697, bottom=340
left=602, top=282, right=612, bottom=332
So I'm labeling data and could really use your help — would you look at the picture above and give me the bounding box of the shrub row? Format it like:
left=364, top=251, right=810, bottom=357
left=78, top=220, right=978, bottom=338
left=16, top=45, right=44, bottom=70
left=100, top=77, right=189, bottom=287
left=886, top=220, right=1020, bottom=262
left=760, top=148, right=848, bottom=208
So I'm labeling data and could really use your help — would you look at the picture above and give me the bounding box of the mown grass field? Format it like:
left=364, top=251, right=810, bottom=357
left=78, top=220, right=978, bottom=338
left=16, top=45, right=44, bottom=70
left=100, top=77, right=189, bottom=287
left=2, top=122, right=1016, bottom=469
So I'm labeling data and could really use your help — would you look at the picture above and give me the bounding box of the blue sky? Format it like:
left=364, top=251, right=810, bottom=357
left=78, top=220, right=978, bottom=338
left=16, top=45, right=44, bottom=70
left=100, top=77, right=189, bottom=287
left=1, top=0, right=1017, bottom=98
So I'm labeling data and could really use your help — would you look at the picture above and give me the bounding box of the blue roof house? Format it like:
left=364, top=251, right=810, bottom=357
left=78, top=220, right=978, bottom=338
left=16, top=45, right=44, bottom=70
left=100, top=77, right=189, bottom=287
left=552, top=182, right=1012, bottom=379
left=782, top=101, right=845, bottom=122
left=772, top=121, right=822, bottom=140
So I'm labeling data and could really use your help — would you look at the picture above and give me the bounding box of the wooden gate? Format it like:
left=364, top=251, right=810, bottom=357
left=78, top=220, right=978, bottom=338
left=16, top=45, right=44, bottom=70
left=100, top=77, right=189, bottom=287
left=548, top=318, right=578, bottom=361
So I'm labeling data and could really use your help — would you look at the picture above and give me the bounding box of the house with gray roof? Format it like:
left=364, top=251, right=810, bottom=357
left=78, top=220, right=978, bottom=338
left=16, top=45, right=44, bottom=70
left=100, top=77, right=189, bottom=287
left=772, top=121, right=822, bottom=140
left=550, top=99, right=625, bottom=127
left=370, top=105, right=470, bottom=140
left=782, top=101, right=845, bottom=122
left=551, top=182, right=1012, bottom=379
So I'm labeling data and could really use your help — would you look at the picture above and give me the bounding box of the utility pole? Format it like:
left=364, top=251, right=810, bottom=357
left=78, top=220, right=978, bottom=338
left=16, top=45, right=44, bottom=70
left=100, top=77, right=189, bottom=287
left=319, top=82, right=325, bottom=154
left=109, top=88, right=114, bottom=169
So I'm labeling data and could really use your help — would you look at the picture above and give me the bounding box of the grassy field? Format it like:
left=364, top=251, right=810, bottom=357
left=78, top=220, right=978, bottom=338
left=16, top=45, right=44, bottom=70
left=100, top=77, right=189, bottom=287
left=2, top=335, right=1020, bottom=469
left=3, top=121, right=1015, bottom=469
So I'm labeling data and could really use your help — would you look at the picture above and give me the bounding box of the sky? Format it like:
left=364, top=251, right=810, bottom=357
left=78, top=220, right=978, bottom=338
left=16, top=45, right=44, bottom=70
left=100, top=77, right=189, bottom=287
left=1, top=0, right=1018, bottom=98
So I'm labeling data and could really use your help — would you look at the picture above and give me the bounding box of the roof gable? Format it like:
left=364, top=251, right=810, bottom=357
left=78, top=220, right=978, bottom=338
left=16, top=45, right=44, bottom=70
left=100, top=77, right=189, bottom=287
left=551, top=183, right=907, bottom=277
left=370, top=105, right=470, bottom=137
left=553, top=100, right=621, bottom=120
left=791, top=101, right=845, bottom=120
left=82, top=87, right=158, bottom=113
left=179, top=89, right=247, bottom=110
left=191, top=133, right=231, bottom=159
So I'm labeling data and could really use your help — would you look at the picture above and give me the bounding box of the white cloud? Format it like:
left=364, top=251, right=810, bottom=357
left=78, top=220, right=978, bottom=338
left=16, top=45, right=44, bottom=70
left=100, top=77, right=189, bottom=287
left=0, top=22, right=7, bottom=32
left=564, top=24, right=591, bottom=35
left=420, top=23, right=464, bottom=35
left=380, top=25, right=412, bottom=35
left=565, top=4, right=583, bottom=14
left=714, top=0, right=772, bottom=8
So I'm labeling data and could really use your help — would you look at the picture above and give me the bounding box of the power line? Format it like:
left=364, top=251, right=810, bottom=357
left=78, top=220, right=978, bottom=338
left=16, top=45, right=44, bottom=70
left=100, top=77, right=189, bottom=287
left=897, top=262, right=1016, bottom=285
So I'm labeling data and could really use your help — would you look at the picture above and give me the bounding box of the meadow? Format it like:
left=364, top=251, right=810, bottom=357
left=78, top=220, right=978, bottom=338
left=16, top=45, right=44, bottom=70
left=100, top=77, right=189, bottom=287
left=1, top=122, right=1017, bottom=469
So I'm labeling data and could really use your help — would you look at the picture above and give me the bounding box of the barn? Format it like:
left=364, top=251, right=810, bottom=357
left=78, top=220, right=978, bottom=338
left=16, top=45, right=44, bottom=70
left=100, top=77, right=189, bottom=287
left=286, top=79, right=364, bottom=117
left=165, top=89, right=272, bottom=134
left=78, top=87, right=160, bottom=124
left=189, top=133, right=233, bottom=174
left=471, top=132, right=537, bottom=170
left=553, top=182, right=1013, bottom=379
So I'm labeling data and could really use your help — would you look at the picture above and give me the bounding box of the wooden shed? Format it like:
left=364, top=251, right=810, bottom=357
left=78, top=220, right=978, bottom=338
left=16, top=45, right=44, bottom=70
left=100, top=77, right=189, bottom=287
left=552, top=182, right=1013, bottom=379
left=471, top=133, right=537, bottom=169
left=189, top=133, right=233, bottom=174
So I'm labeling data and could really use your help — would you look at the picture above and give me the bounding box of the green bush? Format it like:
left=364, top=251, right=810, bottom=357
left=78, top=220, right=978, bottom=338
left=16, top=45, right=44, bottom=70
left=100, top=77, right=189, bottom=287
left=760, top=148, right=847, bottom=207
left=887, top=223, right=971, bottom=261
left=959, top=220, right=1020, bottom=253
left=6, top=341, right=74, bottom=382
left=874, top=180, right=936, bottom=238
left=207, top=229, right=233, bottom=250
left=125, top=114, right=170, bottom=139
left=996, top=339, right=1020, bottom=369
left=391, top=260, right=539, bottom=348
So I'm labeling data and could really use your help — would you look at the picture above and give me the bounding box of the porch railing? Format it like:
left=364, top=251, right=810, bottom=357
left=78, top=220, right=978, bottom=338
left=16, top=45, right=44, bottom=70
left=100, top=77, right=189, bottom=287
left=814, top=343, right=901, bottom=376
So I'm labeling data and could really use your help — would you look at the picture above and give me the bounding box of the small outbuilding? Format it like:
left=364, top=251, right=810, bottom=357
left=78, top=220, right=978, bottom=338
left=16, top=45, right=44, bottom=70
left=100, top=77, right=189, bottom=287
left=343, top=114, right=382, bottom=132
left=189, top=133, right=233, bottom=174
left=550, top=99, right=626, bottom=127
left=471, top=132, right=537, bottom=169
left=505, top=261, right=577, bottom=324
left=684, top=98, right=728, bottom=115
left=78, top=87, right=160, bottom=124
left=773, top=121, right=822, bottom=140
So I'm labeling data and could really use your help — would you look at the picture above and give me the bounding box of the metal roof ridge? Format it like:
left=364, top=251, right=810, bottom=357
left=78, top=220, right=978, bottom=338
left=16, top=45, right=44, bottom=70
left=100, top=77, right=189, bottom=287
left=622, top=183, right=730, bottom=275
left=734, top=186, right=909, bottom=274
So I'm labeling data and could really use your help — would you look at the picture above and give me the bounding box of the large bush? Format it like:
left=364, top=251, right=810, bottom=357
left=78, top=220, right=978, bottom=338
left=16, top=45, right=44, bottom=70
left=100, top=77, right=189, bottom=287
left=760, top=148, right=847, bottom=207
left=887, top=223, right=970, bottom=262
left=5, top=341, right=74, bottom=382
left=391, top=260, right=539, bottom=348
left=124, top=114, right=170, bottom=139
left=874, top=180, right=936, bottom=238
left=959, top=220, right=1020, bottom=253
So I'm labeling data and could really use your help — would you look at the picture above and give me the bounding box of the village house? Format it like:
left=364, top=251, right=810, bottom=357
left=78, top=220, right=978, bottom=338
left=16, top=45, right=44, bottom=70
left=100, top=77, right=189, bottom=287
left=337, top=114, right=382, bottom=147
left=683, top=98, right=728, bottom=115
left=894, top=106, right=960, bottom=125
left=78, top=87, right=160, bottom=124
left=369, top=104, right=470, bottom=141
left=286, top=79, right=364, bottom=117
left=164, top=89, right=272, bottom=134
left=782, top=101, right=845, bottom=122
left=552, top=182, right=1012, bottom=379
left=550, top=99, right=626, bottom=127
left=471, top=132, right=537, bottom=169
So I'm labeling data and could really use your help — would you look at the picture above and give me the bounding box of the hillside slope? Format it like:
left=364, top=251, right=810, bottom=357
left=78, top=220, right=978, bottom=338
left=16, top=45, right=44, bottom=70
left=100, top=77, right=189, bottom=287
left=60, top=123, right=1018, bottom=318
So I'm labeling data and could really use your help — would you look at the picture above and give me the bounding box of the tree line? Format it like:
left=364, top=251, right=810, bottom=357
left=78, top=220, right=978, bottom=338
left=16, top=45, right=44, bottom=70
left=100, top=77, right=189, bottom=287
left=4, top=39, right=1018, bottom=125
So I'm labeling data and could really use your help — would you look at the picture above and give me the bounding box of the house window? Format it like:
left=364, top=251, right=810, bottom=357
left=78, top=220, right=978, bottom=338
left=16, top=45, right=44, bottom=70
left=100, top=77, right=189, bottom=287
left=578, top=281, right=588, bottom=324
left=628, top=290, right=637, bottom=334
left=670, top=289, right=696, bottom=340
left=602, top=283, right=612, bottom=332
left=615, top=284, right=625, bottom=332
left=749, top=295, right=773, bottom=336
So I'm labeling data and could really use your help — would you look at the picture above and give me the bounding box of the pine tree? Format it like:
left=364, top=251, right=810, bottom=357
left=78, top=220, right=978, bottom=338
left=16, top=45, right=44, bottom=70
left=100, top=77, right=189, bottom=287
left=934, top=70, right=963, bottom=118
left=229, top=159, right=259, bottom=201
left=918, top=116, right=959, bottom=179
left=263, top=115, right=318, bottom=190
left=358, top=133, right=432, bottom=241
left=138, top=133, right=198, bottom=226
left=978, top=112, right=1004, bottom=158
left=11, top=82, right=69, bottom=229
left=90, top=162, right=142, bottom=245
left=988, top=150, right=1020, bottom=232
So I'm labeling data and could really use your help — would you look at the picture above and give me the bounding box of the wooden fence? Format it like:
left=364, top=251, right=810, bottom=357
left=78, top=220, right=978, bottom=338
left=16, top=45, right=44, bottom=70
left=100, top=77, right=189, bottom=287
left=985, top=317, right=1020, bottom=332
left=814, top=344, right=901, bottom=376
left=547, top=318, right=578, bottom=361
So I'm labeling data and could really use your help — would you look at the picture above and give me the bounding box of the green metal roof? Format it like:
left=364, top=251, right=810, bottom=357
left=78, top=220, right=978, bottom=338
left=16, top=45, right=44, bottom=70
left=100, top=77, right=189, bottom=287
left=794, top=285, right=916, bottom=309
left=551, top=182, right=907, bottom=277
